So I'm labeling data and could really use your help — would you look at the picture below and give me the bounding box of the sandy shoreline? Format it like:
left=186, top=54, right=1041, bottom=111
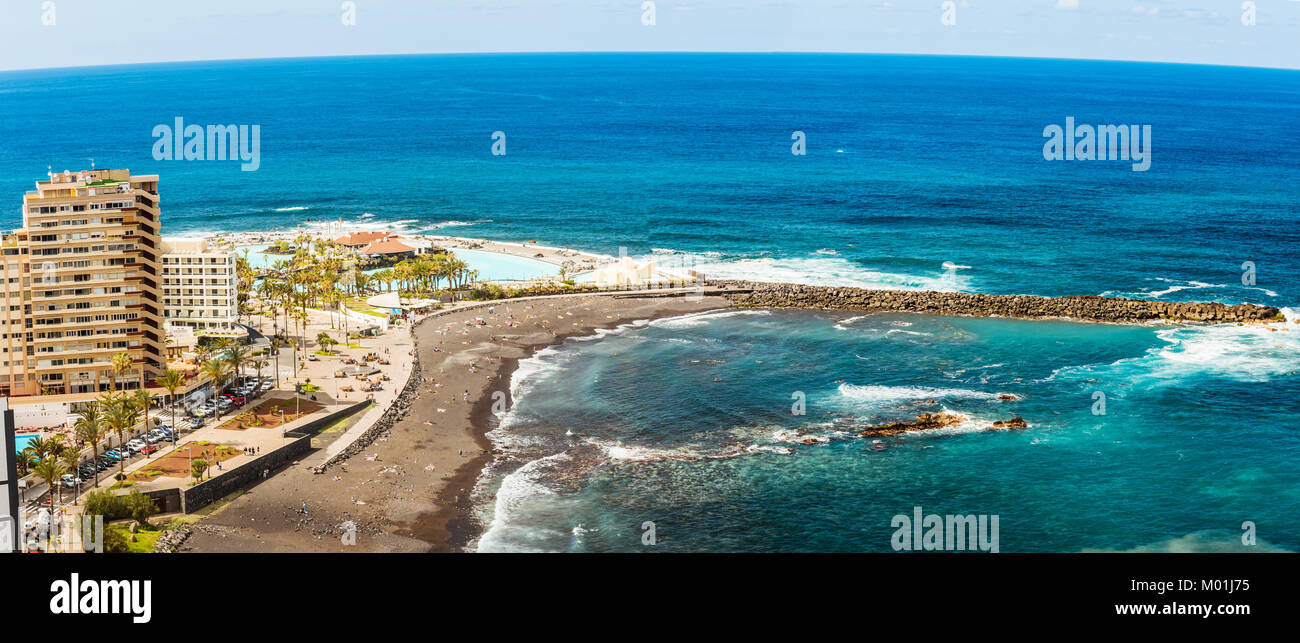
left=184, top=292, right=727, bottom=552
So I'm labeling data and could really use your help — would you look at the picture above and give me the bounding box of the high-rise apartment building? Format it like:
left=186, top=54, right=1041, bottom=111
left=0, top=168, right=165, bottom=398
left=161, top=239, right=242, bottom=337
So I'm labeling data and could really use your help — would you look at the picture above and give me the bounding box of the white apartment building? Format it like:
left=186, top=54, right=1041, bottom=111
left=160, top=239, right=242, bottom=338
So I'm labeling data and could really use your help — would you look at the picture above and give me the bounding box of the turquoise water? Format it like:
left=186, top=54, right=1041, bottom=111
left=3, top=54, right=1295, bottom=305
left=0, top=53, right=1296, bottom=551
left=477, top=309, right=1300, bottom=552
left=14, top=434, right=36, bottom=454
left=442, top=248, right=559, bottom=281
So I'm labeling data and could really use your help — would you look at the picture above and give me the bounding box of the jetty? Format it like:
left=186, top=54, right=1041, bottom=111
left=716, top=281, right=1283, bottom=324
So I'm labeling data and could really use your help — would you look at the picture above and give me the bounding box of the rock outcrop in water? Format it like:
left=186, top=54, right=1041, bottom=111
left=858, top=412, right=966, bottom=437
left=992, top=416, right=1028, bottom=429
left=716, top=281, right=1282, bottom=323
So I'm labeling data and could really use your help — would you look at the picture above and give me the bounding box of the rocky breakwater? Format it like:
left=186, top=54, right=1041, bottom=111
left=717, top=282, right=1283, bottom=323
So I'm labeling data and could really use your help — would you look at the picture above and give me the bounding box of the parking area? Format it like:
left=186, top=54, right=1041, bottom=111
left=58, top=374, right=291, bottom=496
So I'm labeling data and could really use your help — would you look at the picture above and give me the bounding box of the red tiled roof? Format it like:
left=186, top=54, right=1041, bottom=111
left=335, top=231, right=391, bottom=246
left=360, top=239, right=417, bottom=254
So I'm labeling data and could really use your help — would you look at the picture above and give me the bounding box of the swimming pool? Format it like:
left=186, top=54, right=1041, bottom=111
left=236, top=244, right=288, bottom=270
left=445, top=248, right=560, bottom=281
left=14, top=434, right=36, bottom=455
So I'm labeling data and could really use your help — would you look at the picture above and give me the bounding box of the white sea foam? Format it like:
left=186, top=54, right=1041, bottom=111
left=837, top=383, right=1004, bottom=404
left=688, top=255, right=974, bottom=292
left=649, top=309, right=771, bottom=329
left=1050, top=308, right=1299, bottom=385
left=475, top=452, right=567, bottom=553
left=272, top=206, right=309, bottom=212
left=1083, top=530, right=1291, bottom=553
left=833, top=315, right=870, bottom=330
left=884, top=329, right=930, bottom=337
left=1100, top=277, right=1278, bottom=300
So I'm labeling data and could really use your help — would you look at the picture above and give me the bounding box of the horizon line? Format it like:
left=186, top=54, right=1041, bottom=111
left=3, top=50, right=1298, bottom=75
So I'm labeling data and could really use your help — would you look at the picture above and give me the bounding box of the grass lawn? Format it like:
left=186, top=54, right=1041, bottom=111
left=344, top=296, right=388, bottom=318
left=106, top=523, right=162, bottom=553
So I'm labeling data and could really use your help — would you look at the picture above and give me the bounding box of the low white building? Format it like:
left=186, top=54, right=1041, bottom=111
left=160, top=239, right=244, bottom=338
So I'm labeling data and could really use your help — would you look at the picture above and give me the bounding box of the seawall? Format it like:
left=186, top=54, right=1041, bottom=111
left=716, top=281, right=1282, bottom=323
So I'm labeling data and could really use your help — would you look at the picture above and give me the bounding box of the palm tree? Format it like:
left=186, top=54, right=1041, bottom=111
left=270, top=338, right=283, bottom=387
left=158, top=369, right=184, bottom=445
left=60, top=449, right=81, bottom=504
left=131, top=388, right=151, bottom=432
left=225, top=344, right=251, bottom=389
left=22, top=435, right=58, bottom=464
left=201, top=358, right=230, bottom=421
left=74, top=404, right=105, bottom=490
left=102, top=395, right=136, bottom=479
left=32, top=459, right=66, bottom=507
left=109, top=351, right=133, bottom=392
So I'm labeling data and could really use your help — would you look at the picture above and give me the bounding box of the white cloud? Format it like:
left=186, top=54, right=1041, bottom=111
left=1056, top=0, right=1080, bottom=9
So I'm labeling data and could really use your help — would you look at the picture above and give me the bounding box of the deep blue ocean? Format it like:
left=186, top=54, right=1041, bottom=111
left=1, top=54, right=1296, bottom=551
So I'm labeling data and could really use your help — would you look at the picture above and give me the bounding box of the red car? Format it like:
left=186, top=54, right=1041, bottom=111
left=223, top=394, right=247, bottom=405
left=139, top=444, right=160, bottom=455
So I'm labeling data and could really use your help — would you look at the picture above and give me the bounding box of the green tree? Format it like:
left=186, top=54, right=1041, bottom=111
left=74, top=403, right=106, bottom=490
left=109, top=351, right=134, bottom=392
left=191, top=459, right=210, bottom=483
left=201, top=358, right=231, bottom=421
left=158, top=369, right=184, bottom=445
left=60, top=449, right=81, bottom=504
left=33, top=458, right=67, bottom=506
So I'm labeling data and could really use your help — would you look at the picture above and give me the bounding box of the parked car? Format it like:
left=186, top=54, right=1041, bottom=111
left=60, top=474, right=82, bottom=489
left=139, top=444, right=159, bottom=455
left=103, top=450, right=122, bottom=461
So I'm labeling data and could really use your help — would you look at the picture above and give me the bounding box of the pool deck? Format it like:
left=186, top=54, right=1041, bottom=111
left=222, top=226, right=613, bottom=279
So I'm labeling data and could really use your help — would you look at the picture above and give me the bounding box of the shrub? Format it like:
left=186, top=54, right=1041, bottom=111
left=102, top=527, right=130, bottom=554
left=83, top=489, right=156, bottom=525
left=123, top=491, right=158, bottom=526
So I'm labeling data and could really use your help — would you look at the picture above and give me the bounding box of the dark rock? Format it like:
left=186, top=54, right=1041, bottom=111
left=858, top=412, right=965, bottom=437
left=992, top=416, right=1028, bottom=429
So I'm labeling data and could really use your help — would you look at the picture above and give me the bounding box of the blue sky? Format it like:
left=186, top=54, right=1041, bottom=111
left=1, top=0, right=1297, bottom=71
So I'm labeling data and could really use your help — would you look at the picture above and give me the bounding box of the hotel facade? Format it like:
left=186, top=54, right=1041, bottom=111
left=0, top=169, right=165, bottom=399
left=160, top=239, right=241, bottom=339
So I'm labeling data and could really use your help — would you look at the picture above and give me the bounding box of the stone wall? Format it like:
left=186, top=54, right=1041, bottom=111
left=716, top=281, right=1282, bottom=323
left=140, top=487, right=181, bottom=514
left=179, top=401, right=370, bottom=513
